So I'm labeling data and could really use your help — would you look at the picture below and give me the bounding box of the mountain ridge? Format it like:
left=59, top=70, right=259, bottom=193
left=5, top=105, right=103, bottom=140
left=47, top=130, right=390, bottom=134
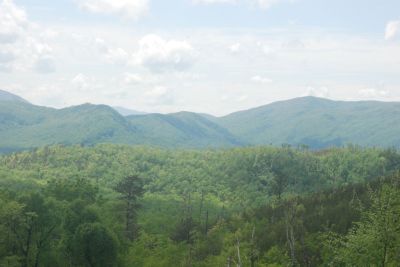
left=218, top=96, right=400, bottom=148
left=0, top=89, right=30, bottom=103
left=0, top=90, right=399, bottom=152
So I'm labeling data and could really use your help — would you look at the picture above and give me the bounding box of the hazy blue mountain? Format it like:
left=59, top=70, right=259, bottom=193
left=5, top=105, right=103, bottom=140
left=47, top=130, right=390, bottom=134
left=1, top=90, right=400, bottom=152
left=0, top=94, right=242, bottom=152
left=0, top=89, right=29, bottom=103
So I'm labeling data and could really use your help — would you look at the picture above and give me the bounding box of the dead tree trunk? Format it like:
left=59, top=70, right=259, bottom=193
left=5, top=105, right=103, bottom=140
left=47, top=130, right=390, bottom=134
left=250, top=226, right=257, bottom=267
left=236, top=237, right=242, bottom=267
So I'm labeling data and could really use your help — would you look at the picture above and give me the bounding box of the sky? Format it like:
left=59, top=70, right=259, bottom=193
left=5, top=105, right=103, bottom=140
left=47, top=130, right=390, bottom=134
left=0, top=0, right=399, bottom=115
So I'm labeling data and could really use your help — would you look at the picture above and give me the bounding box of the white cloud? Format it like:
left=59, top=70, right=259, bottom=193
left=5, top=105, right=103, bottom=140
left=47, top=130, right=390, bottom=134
left=359, top=88, right=388, bottom=98
left=385, top=20, right=400, bottom=41
left=256, top=0, right=281, bottom=9
left=25, top=84, right=66, bottom=107
left=257, top=42, right=276, bottom=58
left=78, top=0, right=148, bottom=19
left=94, top=38, right=108, bottom=53
left=33, top=55, right=56, bottom=73
left=2, top=4, right=400, bottom=115
left=30, top=39, right=53, bottom=55
left=94, top=38, right=129, bottom=65
left=261, top=45, right=274, bottom=55
left=193, top=0, right=235, bottom=4
left=27, top=38, right=55, bottom=73
left=144, top=86, right=168, bottom=98
left=305, top=86, right=330, bottom=98
left=106, top=47, right=129, bottom=64
left=0, top=50, right=15, bottom=63
left=282, top=39, right=305, bottom=49
left=133, top=34, right=195, bottom=73
left=0, top=0, right=56, bottom=73
left=143, top=86, right=175, bottom=105
left=71, top=73, right=93, bottom=91
left=0, top=49, right=14, bottom=71
left=251, top=75, right=273, bottom=84
left=229, top=43, right=241, bottom=53
left=236, top=94, right=248, bottom=102
left=0, top=0, right=27, bottom=43
left=193, top=0, right=290, bottom=9
left=123, top=73, right=143, bottom=84
left=220, top=94, right=229, bottom=101
left=40, top=29, right=59, bottom=39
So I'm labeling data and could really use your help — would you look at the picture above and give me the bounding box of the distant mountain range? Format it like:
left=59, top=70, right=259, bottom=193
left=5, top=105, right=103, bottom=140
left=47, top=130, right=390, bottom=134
left=1, top=89, right=399, bottom=153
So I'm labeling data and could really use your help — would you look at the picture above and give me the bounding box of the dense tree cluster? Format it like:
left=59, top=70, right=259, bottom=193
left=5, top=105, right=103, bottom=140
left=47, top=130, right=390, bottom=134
left=1, top=144, right=400, bottom=266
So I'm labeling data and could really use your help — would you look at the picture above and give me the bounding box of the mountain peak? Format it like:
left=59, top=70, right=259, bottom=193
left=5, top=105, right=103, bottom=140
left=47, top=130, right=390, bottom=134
left=285, top=96, right=336, bottom=106
left=0, top=90, right=29, bottom=104
left=286, top=96, right=334, bottom=104
left=297, top=95, right=329, bottom=100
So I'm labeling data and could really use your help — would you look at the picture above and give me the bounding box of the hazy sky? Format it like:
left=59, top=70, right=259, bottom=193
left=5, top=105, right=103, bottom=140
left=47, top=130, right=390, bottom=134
left=0, top=0, right=399, bottom=115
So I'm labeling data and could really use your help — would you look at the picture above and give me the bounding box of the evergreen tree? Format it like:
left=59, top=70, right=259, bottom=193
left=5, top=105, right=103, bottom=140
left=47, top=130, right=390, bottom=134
left=115, top=175, right=144, bottom=241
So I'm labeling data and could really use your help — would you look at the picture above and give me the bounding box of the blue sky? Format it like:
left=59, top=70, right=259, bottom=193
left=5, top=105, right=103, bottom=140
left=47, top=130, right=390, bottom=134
left=1, top=0, right=400, bottom=115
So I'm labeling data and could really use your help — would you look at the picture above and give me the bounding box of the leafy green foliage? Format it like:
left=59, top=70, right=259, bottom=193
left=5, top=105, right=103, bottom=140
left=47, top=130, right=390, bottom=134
left=1, top=144, right=400, bottom=266
left=115, top=175, right=144, bottom=241
left=333, top=183, right=400, bottom=266
left=72, top=223, right=117, bottom=267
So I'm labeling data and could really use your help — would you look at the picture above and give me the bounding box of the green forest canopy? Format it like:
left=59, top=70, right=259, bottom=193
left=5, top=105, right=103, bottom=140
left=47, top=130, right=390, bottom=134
left=1, top=144, right=400, bottom=266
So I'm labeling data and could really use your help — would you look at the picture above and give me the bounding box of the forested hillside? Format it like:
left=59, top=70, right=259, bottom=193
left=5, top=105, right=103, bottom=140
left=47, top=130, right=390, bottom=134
left=126, top=112, right=243, bottom=148
left=0, top=101, right=242, bottom=153
left=1, top=144, right=400, bottom=266
left=219, top=96, right=400, bottom=148
left=1, top=90, right=400, bottom=152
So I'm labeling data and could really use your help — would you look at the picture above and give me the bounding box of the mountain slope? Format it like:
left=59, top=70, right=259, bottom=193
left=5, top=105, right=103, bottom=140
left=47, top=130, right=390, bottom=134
left=0, top=89, right=29, bottom=103
left=218, top=96, right=400, bottom=148
left=127, top=112, right=243, bottom=148
left=0, top=98, right=242, bottom=152
left=0, top=102, right=142, bottom=152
